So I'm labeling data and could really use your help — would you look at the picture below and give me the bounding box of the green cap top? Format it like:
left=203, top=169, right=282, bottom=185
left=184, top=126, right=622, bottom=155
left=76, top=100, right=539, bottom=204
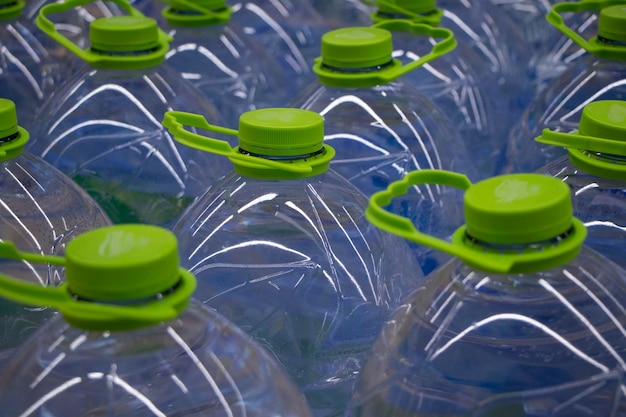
left=599, top=5, right=626, bottom=42
left=0, top=0, right=24, bottom=20
left=90, top=16, right=161, bottom=53
left=238, top=108, right=324, bottom=157
left=376, top=0, right=437, bottom=15
left=321, top=27, right=393, bottom=69
left=579, top=100, right=626, bottom=141
left=464, top=174, right=573, bottom=245
left=0, top=98, right=18, bottom=139
left=65, top=224, right=180, bottom=301
left=0, top=98, right=29, bottom=162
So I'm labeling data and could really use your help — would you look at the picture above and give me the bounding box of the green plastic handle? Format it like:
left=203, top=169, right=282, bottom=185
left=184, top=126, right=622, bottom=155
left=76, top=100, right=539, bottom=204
left=371, top=0, right=444, bottom=25
left=0, top=241, right=65, bottom=266
left=162, top=0, right=232, bottom=21
left=536, top=128, right=626, bottom=155
left=372, top=20, right=457, bottom=82
left=36, top=0, right=172, bottom=65
left=547, top=0, right=626, bottom=60
left=162, top=111, right=313, bottom=174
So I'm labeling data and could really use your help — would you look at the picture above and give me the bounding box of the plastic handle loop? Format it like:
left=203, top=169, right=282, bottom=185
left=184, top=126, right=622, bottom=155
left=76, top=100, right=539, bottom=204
left=162, top=0, right=232, bottom=20
left=547, top=0, right=626, bottom=59
left=162, top=111, right=314, bottom=174
left=371, top=0, right=444, bottom=25
left=536, top=128, right=626, bottom=155
left=372, top=21, right=456, bottom=83
left=36, top=0, right=172, bottom=64
left=0, top=242, right=181, bottom=323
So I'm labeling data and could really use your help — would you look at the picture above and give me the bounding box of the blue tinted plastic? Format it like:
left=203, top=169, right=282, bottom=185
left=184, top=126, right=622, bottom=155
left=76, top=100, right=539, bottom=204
left=27, top=63, right=232, bottom=227
left=290, top=80, right=477, bottom=272
left=0, top=151, right=111, bottom=366
left=539, top=155, right=626, bottom=271
left=172, top=169, right=425, bottom=417
left=348, top=247, right=626, bottom=416
left=0, top=300, right=313, bottom=417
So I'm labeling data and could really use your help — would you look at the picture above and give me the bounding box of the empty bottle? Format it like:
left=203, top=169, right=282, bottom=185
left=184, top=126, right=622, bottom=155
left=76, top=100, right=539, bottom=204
left=163, top=108, right=425, bottom=417
left=0, top=0, right=62, bottom=131
left=372, top=0, right=529, bottom=126
left=290, top=23, right=477, bottom=272
left=29, top=0, right=231, bottom=227
left=505, top=1, right=626, bottom=174
left=132, top=0, right=286, bottom=127
left=536, top=99, right=626, bottom=272
left=348, top=169, right=626, bottom=416
left=0, top=224, right=313, bottom=417
left=0, top=98, right=111, bottom=366
left=369, top=10, right=504, bottom=176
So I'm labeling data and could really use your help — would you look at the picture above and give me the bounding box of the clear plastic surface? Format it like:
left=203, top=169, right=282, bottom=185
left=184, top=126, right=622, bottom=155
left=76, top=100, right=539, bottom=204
left=0, top=152, right=111, bottom=365
left=230, top=0, right=329, bottom=106
left=311, top=0, right=373, bottom=28
left=0, top=300, right=313, bottom=417
left=0, top=15, right=62, bottom=132
left=348, top=247, right=626, bottom=416
left=27, top=63, right=232, bottom=227
left=290, top=80, right=476, bottom=273
left=391, top=33, right=501, bottom=177
left=539, top=155, right=626, bottom=271
left=505, top=56, right=626, bottom=174
left=172, top=170, right=425, bottom=417
left=138, top=0, right=286, bottom=127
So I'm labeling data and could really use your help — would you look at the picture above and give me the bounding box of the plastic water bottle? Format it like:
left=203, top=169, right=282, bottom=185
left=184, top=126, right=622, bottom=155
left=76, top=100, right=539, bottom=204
left=490, top=0, right=593, bottom=93
left=349, top=169, right=626, bottom=416
left=311, top=0, right=374, bottom=28
left=535, top=100, right=626, bottom=272
left=130, top=0, right=286, bottom=127
left=0, top=224, right=313, bottom=417
left=162, top=108, right=425, bottom=417
left=28, top=0, right=232, bottom=228
left=229, top=0, right=329, bottom=104
left=0, top=98, right=111, bottom=366
left=0, top=0, right=62, bottom=132
left=505, top=1, right=626, bottom=175
left=369, top=11, right=505, bottom=177
left=372, top=0, right=529, bottom=124
left=289, top=23, right=478, bottom=273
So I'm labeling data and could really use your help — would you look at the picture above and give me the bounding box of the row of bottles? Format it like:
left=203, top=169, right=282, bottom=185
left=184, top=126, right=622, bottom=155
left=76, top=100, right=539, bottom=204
left=1, top=0, right=626, bottom=416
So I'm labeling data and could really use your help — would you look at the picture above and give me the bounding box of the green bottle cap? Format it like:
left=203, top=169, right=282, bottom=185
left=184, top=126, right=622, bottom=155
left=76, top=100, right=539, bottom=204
left=65, top=224, right=180, bottom=301
left=0, top=98, right=29, bottom=162
left=163, top=0, right=231, bottom=26
left=535, top=100, right=626, bottom=180
left=90, top=16, right=161, bottom=53
left=238, top=108, right=325, bottom=157
left=0, top=0, right=24, bottom=20
left=376, top=0, right=437, bottom=16
left=321, top=27, right=393, bottom=69
left=579, top=100, right=626, bottom=140
left=599, top=5, right=626, bottom=42
left=464, top=174, right=573, bottom=245
left=366, top=170, right=586, bottom=274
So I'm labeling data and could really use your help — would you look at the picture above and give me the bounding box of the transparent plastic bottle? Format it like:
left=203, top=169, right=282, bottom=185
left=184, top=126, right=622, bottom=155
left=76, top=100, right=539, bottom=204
left=28, top=0, right=232, bottom=227
left=372, top=0, right=529, bottom=126
left=311, top=0, right=374, bottom=28
left=369, top=8, right=504, bottom=177
left=0, top=224, right=313, bottom=417
left=350, top=169, right=626, bottom=416
left=0, top=0, right=62, bottom=132
left=162, top=108, right=425, bottom=417
left=289, top=24, right=478, bottom=273
left=536, top=100, right=626, bottom=272
left=130, top=0, right=286, bottom=127
left=229, top=0, right=329, bottom=104
left=505, top=1, right=626, bottom=175
left=0, top=98, right=111, bottom=366
left=490, top=0, right=593, bottom=93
